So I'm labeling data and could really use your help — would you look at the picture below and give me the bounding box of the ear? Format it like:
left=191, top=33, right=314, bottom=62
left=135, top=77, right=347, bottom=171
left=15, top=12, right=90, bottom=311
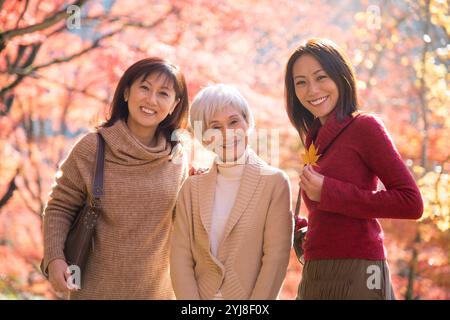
left=124, top=88, right=129, bottom=102
left=169, top=98, right=180, bottom=115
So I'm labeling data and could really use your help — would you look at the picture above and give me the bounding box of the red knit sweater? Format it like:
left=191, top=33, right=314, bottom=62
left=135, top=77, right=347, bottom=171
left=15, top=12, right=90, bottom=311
left=302, top=111, right=423, bottom=261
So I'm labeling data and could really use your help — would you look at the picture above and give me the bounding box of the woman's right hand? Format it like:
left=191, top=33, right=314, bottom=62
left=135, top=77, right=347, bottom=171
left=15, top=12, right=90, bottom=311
left=48, top=258, right=73, bottom=293
left=188, top=166, right=209, bottom=176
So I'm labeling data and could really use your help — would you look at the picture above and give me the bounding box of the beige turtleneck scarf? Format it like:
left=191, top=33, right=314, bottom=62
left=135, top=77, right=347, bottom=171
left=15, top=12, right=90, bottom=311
left=42, top=120, right=187, bottom=299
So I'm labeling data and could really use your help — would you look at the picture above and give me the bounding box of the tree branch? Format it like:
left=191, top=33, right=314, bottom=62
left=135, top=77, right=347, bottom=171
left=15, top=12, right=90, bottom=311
left=0, top=43, right=42, bottom=97
left=14, top=0, right=30, bottom=30
left=36, top=73, right=110, bottom=104
left=0, top=93, right=15, bottom=116
left=1, top=30, right=115, bottom=97
left=123, top=6, right=179, bottom=29
left=16, top=185, right=41, bottom=216
left=0, top=0, right=89, bottom=44
left=28, top=4, right=179, bottom=70
left=81, top=5, right=178, bottom=30
left=358, top=2, right=408, bottom=90
left=0, top=3, right=177, bottom=98
left=0, top=171, right=18, bottom=209
left=32, top=30, right=118, bottom=71
left=8, top=45, right=28, bottom=72
left=419, top=0, right=431, bottom=169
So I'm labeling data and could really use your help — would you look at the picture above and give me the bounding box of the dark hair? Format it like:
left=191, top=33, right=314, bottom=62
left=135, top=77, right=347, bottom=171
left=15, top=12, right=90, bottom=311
left=284, top=38, right=358, bottom=145
left=100, top=57, right=189, bottom=148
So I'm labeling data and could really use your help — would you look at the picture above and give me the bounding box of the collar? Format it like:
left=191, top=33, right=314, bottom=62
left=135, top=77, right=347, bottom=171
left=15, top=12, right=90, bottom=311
left=98, top=119, right=172, bottom=166
left=306, top=110, right=358, bottom=155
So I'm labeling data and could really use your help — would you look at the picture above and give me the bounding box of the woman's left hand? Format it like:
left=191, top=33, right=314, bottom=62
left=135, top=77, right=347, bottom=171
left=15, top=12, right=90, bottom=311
left=299, top=165, right=324, bottom=202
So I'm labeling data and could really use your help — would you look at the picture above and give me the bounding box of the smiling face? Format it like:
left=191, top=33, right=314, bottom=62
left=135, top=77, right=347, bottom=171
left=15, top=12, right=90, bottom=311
left=205, top=107, right=249, bottom=163
left=292, top=54, right=339, bottom=125
left=124, top=72, right=179, bottom=143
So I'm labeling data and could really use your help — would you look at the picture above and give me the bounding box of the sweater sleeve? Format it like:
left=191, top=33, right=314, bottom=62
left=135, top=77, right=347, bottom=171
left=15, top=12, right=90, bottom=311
left=42, top=136, right=93, bottom=274
left=250, top=172, right=294, bottom=300
left=318, top=116, right=423, bottom=220
left=170, top=180, right=201, bottom=299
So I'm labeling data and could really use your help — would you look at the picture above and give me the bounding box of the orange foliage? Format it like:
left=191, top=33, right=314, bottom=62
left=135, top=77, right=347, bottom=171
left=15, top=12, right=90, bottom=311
left=0, top=0, right=448, bottom=299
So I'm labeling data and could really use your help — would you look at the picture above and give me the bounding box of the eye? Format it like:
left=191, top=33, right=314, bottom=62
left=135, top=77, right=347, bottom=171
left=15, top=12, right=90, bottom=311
left=140, top=85, right=149, bottom=90
left=230, top=120, right=238, bottom=125
left=317, top=75, right=327, bottom=81
left=295, top=80, right=306, bottom=86
left=159, top=91, right=169, bottom=97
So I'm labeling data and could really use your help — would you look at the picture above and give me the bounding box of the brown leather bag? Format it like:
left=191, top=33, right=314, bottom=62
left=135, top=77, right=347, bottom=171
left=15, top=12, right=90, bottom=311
left=293, top=188, right=307, bottom=264
left=41, top=133, right=105, bottom=277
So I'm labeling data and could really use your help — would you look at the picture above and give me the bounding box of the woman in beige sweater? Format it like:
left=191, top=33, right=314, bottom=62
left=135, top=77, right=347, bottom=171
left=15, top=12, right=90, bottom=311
left=42, top=58, right=189, bottom=299
left=170, top=84, right=293, bottom=299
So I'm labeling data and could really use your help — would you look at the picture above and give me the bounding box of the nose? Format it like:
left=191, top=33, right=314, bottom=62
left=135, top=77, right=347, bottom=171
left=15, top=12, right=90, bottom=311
left=307, top=81, right=320, bottom=96
left=221, top=126, right=229, bottom=136
left=221, top=127, right=228, bottom=143
left=146, top=90, right=157, bottom=105
left=222, top=127, right=241, bottom=144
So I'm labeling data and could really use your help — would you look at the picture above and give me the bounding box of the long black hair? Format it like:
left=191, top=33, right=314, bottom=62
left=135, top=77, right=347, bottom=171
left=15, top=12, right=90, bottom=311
left=284, top=38, right=359, bottom=145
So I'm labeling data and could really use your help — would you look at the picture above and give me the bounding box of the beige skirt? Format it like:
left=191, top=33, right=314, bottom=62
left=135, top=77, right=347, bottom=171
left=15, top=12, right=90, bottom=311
left=297, top=259, right=395, bottom=300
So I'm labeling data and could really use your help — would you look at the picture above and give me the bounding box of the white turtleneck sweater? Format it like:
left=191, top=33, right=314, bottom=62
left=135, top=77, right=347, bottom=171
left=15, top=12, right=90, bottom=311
left=210, top=163, right=245, bottom=257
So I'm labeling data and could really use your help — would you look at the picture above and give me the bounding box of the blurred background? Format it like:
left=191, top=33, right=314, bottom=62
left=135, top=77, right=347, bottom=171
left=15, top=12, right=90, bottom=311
left=0, top=0, right=448, bottom=299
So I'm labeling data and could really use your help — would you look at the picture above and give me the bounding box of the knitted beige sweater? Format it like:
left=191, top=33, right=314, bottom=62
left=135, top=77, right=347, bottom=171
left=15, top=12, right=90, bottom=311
left=171, top=150, right=293, bottom=299
left=42, top=120, right=187, bottom=299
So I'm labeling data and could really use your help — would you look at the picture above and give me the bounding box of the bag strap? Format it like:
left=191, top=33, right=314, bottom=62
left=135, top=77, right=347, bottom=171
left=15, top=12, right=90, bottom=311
left=294, top=188, right=302, bottom=217
left=294, top=114, right=360, bottom=217
left=92, top=133, right=105, bottom=201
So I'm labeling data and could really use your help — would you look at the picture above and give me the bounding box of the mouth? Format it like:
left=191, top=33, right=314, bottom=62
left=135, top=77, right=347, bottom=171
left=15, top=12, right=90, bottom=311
left=219, top=137, right=242, bottom=149
left=221, top=142, right=237, bottom=148
left=219, top=140, right=237, bottom=149
left=140, top=106, right=156, bottom=115
left=308, top=96, right=329, bottom=106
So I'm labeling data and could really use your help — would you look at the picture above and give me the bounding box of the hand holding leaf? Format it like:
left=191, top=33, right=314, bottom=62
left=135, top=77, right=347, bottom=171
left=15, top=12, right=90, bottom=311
left=300, top=143, right=324, bottom=202
left=302, top=142, right=321, bottom=167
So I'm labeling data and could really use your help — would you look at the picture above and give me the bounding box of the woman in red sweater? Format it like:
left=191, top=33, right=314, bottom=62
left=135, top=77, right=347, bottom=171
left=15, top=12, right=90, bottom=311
left=284, top=38, right=423, bottom=299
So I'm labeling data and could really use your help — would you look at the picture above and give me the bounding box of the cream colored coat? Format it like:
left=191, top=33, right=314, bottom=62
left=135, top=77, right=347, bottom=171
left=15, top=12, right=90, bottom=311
left=170, top=150, right=293, bottom=300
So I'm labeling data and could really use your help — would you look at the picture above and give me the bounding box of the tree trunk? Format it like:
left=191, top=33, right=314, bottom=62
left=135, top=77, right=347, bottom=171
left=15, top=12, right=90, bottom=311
left=0, top=174, right=17, bottom=209
left=405, top=0, right=431, bottom=300
left=405, top=228, right=421, bottom=300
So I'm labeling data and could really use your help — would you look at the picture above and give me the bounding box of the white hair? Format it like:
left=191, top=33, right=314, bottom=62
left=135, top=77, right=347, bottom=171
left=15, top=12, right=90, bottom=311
left=190, top=84, right=255, bottom=140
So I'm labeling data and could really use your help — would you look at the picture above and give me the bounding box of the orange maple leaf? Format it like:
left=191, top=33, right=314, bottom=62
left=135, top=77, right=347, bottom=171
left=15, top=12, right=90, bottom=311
left=302, top=142, right=321, bottom=166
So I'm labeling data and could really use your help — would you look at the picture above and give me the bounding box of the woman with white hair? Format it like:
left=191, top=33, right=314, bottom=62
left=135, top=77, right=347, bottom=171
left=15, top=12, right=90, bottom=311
left=170, top=84, right=293, bottom=300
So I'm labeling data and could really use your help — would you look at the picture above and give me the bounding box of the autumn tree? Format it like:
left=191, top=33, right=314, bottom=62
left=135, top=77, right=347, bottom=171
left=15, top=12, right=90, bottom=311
left=0, top=0, right=448, bottom=299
